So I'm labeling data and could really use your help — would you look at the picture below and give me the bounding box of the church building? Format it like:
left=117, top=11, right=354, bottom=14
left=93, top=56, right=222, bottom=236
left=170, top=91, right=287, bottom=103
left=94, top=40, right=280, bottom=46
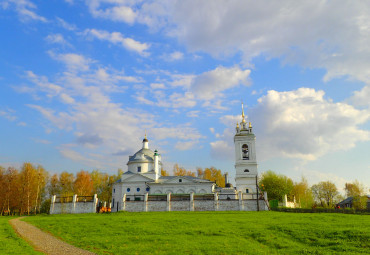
left=111, top=104, right=262, bottom=212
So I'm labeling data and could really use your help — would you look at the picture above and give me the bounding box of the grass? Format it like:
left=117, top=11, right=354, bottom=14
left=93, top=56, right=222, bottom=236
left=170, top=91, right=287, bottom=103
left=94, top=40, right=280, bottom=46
left=23, top=211, right=370, bottom=255
left=0, top=217, right=42, bottom=255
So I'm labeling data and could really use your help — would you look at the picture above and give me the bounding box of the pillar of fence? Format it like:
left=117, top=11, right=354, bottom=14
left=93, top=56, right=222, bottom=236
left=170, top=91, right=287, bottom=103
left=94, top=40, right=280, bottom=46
left=144, top=193, right=148, bottom=212
left=122, top=193, right=126, bottom=211
left=50, top=195, right=56, bottom=214
left=167, top=193, right=171, bottom=212
left=189, top=192, right=194, bottom=211
left=214, top=192, right=219, bottom=211
left=238, top=191, right=244, bottom=211
left=93, top=194, right=98, bottom=213
left=72, top=194, right=77, bottom=213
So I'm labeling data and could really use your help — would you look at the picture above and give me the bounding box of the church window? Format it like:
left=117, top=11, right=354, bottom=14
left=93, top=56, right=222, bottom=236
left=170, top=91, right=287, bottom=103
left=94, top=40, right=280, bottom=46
left=112, top=199, right=115, bottom=207
left=127, top=188, right=131, bottom=192
left=179, top=179, right=182, bottom=183
left=137, top=188, right=140, bottom=192
left=242, top=144, right=249, bottom=160
left=244, top=169, right=249, bottom=172
left=146, top=187, right=150, bottom=191
left=246, top=189, right=249, bottom=193
left=113, top=188, right=115, bottom=193
left=137, top=166, right=141, bottom=172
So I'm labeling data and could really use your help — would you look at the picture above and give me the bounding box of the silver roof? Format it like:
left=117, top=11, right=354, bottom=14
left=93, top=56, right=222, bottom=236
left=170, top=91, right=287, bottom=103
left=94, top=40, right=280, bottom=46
left=127, top=148, right=154, bottom=164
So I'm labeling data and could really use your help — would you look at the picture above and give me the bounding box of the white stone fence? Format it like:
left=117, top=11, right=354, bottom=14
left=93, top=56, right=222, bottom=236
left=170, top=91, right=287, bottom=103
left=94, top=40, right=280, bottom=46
left=114, top=191, right=269, bottom=212
left=50, top=194, right=98, bottom=214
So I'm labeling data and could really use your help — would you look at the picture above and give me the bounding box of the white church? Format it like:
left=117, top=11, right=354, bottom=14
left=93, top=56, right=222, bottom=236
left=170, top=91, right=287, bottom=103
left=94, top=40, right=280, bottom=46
left=111, top=105, right=267, bottom=212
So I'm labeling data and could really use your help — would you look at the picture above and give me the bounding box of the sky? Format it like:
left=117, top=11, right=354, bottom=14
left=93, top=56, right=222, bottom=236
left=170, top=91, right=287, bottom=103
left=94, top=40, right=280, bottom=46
left=0, top=0, right=369, bottom=192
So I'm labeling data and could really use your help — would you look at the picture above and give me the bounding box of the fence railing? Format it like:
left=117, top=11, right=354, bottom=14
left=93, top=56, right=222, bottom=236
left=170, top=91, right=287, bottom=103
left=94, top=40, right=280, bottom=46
left=55, top=196, right=73, bottom=203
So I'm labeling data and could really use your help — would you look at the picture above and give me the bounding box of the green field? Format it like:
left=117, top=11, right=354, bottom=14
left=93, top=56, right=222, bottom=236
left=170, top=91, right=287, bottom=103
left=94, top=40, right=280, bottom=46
left=21, top=211, right=369, bottom=255
left=0, top=217, right=42, bottom=255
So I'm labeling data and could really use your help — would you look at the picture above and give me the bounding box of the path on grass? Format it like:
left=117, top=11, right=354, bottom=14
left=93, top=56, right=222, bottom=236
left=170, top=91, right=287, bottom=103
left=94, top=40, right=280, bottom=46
left=9, top=217, right=96, bottom=255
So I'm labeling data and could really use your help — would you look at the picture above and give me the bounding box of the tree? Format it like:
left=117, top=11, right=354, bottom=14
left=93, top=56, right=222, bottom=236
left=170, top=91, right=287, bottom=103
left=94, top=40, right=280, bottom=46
left=161, top=169, right=169, bottom=176
left=259, top=170, right=294, bottom=201
left=19, top=163, right=39, bottom=215
left=59, top=171, right=74, bottom=197
left=3, top=167, right=20, bottom=215
left=173, top=164, right=196, bottom=177
left=198, top=167, right=225, bottom=187
left=345, top=180, right=367, bottom=209
left=48, top=174, right=60, bottom=197
left=291, top=177, right=314, bottom=208
left=311, top=181, right=340, bottom=207
left=74, top=170, right=93, bottom=196
left=34, top=165, right=48, bottom=214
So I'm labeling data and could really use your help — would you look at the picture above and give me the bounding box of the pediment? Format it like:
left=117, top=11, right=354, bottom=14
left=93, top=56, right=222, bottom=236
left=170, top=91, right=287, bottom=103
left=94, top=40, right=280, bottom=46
left=123, top=174, right=155, bottom=183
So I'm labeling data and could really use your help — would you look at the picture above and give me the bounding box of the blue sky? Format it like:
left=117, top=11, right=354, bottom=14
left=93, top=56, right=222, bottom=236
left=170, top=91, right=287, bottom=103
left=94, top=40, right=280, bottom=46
left=1, top=0, right=369, bottom=192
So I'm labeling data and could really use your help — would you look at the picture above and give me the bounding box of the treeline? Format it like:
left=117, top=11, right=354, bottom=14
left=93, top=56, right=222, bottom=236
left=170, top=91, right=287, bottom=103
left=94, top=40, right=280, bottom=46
left=170, top=164, right=226, bottom=188
left=0, top=162, right=225, bottom=216
left=259, top=170, right=368, bottom=209
left=0, top=163, right=122, bottom=215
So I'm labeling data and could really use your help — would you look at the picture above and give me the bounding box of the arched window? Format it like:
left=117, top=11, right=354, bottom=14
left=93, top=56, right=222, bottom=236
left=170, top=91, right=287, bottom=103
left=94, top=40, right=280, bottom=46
left=242, top=144, right=249, bottom=160
left=244, top=169, right=249, bottom=172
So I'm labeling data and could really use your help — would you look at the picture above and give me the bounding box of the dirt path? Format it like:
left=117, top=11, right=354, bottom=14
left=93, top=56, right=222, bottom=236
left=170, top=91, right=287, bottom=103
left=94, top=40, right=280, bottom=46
left=9, top=217, right=96, bottom=255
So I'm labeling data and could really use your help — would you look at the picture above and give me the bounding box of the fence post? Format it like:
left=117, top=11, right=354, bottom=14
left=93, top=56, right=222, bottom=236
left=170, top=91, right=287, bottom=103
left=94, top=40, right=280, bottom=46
left=214, top=192, right=219, bottom=211
left=144, top=193, right=148, bottom=212
left=190, top=192, right=194, bottom=211
left=50, top=195, right=56, bottom=214
left=122, top=193, right=126, bottom=211
left=72, top=194, right=77, bottom=213
left=167, top=193, right=171, bottom=212
left=93, top=194, right=98, bottom=213
left=239, top=191, right=244, bottom=211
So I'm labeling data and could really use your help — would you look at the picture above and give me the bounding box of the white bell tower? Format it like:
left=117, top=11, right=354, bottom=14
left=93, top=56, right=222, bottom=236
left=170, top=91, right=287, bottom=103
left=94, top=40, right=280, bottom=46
left=234, top=103, right=258, bottom=194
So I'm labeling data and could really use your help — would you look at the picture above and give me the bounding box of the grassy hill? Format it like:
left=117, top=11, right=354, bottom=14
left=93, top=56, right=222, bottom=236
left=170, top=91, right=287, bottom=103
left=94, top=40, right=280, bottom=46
left=21, top=211, right=369, bottom=254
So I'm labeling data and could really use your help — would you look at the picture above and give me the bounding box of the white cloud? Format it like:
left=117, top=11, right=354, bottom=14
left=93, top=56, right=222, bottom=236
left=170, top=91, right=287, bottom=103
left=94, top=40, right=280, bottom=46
left=211, top=88, right=370, bottom=161
left=150, top=83, right=165, bottom=89
left=164, top=51, right=184, bottom=61
left=84, top=29, right=150, bottom=56
left=191, top=65, right=251, bottom=100
left=0, top=108, right=17, bottom=122
left=98, top=1, right=370, bottom=85
left=45, top=34, right=69, bottom=46
left=48, top=52, right=92, bottom=72
left=87, top=1, right=137, bottom=24
left=350, top=84, right=370, bottom=107
left=56, top=17, right=77, bottom=31
left=2, top=0, right=47, bottom=22
left=21, top=52, right=203, bottom=168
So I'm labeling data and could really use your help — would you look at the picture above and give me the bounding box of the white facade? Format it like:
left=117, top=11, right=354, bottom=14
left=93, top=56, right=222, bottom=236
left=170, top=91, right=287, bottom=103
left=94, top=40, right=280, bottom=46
left=111, top=138, right=215, bottom=212
left=234, top=104, right=258, bottom=194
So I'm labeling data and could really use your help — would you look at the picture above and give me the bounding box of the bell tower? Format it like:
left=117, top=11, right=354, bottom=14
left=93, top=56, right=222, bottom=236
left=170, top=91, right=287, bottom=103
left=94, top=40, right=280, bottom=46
left=234, top=103, right=258, bottom=194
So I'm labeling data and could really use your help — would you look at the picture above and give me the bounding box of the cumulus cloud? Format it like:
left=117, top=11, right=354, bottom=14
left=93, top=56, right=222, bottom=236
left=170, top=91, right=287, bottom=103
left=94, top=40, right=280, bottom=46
left=211, top=88, right=370, bottom=161
left=84, top=28, right=150, bottom=56
left=90, top=1, right=370, bottom=85
left=191, top=65, right=250, bottom=100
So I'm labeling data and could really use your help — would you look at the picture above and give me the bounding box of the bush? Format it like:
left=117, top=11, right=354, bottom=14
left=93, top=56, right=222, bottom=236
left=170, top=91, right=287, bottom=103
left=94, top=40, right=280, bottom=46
left=271, top=207, right=369, bottom=214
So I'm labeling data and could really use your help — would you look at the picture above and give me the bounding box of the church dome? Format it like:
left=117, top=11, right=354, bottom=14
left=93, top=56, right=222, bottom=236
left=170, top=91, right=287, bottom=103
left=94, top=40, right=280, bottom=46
left=127, top=148, right=154, bottom=165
